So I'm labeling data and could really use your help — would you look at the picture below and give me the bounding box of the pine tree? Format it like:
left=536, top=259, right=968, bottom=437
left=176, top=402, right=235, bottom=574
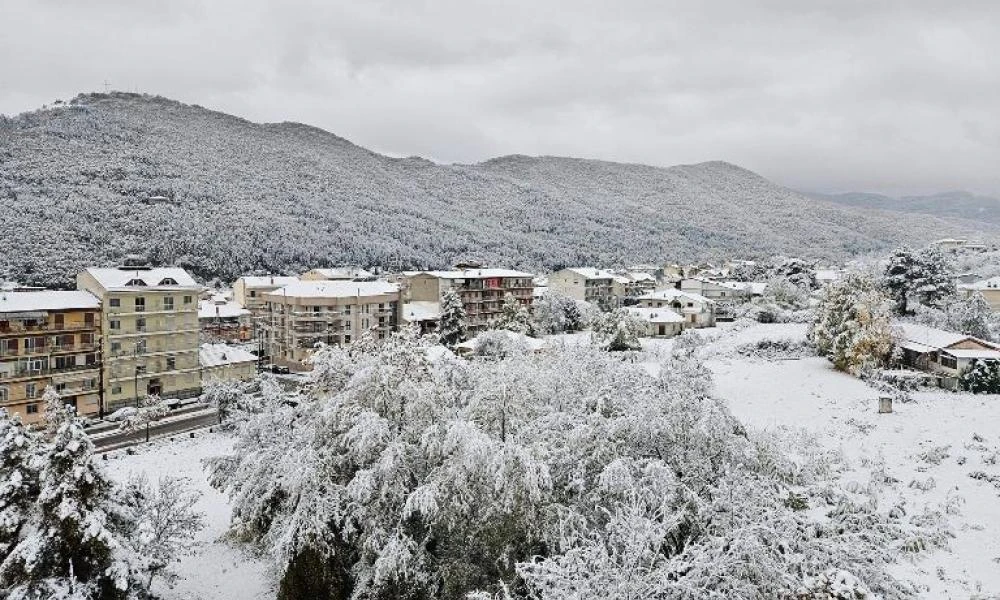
left=883, top=247, right=918, bottom=315
left=0, top=418, right=134, bottom=599
left=42, top=385, right=72, bottom=435
left=882, top=245, right=955, bottom=315
left=438, top=288, right=468, bottom=349
left=0, top=411, right=40, bottom=557
left=592, top=308, right=644, bottom=352
left=959, top=359, right=1000, bottom=394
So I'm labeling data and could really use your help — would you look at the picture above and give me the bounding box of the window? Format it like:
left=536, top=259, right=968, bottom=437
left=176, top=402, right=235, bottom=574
left=25, top=383, right=37, bottom=399
left=109, top=298, right=121, bottom=308
left=55, top=382, right=67, bottom=393
left=183, top=296, right=193, bottom=305
left=249, top=290, right=257, bottom=298
left=135, top=364, right=147, bottom=375
left=941, top=355, right=958, bottom=370
left=344, top=335, right=351, bottom=344
left=85, top=378, right=97, bottom=390
left=0, top=386, right=7, bottom=402
left=166, top=356, right=176, bottom=370
left=135, top=339, right=147, bottom=354
left=112, top=385, right=122, bottom=395
left=158, top=278, right=178, bottom=285
left=110, top=319, right=121, bottom=331
left=54, top=356, right=74, bottom=370
left=111, top=341, right=122, bottom=353
left=26, top=404, right=38, bottom=415
left=163, top=297, right=174, bottom=311
left=126, top=278, right=147, bottom=287
left=136, top=318, right=146, bottom=332
left=344, top=305, right=351, bottom=315
left=54, top=313, right=64, bottom=328
left=135, top=297, right=146, bottom=312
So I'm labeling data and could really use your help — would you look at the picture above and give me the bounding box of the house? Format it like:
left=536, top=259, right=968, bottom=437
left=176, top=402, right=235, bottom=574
left=198, top=295, right=252, bottom=343
left=958, top=277, right=1000, bottom=312
left=300, top=267, right=375, bottom=281
left=401, top=301, right=441, bottom=335
left=0, top=290, right=102, bottom=424
left=232, top=275, right=300, bottom=316
left=613, top=272, right=658, bottom=301
left=77, top=265, right=202, bottom=411
left=932, top=238, right=988, bottom=253
left=403, top=269, right=534, bottom=333
left=261, top=280, right=401, bottom=371
left=896, top=322, right=1000, bottom=382
left=680, top=278, right=751, bottom=303
left=548, top=268, right=617, bottom=308
left=199, top=343, right=257, bottom=383
left=635, top=289, right=716, bottom=329
left=626, top=307, right=685, bottom=338
left=815, top=269, right=844, bottom=287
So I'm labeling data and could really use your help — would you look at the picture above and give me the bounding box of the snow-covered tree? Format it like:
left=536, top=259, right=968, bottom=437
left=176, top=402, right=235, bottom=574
left=0, top=417, right=134, bottom=600
left=116, top=395, right=168, bottom=436
left=491, top=293, right=534, bottom=336
left=120, top=474, right=204, bottom=591
left=438, top=288, right=468, bottom=349
left=959, top=359, right=1000, bottom=394
left=771, top=257, right=818, bottom=290
left=42, top=386, right=73, bottom=435
left=810, top=273, right=893, bottom=374
left=912, top=291, right=995, bottom=341
left=532, top=292, right=584, bottom=335
left=0, top=411, right=39, bottom=557
left=591, top=308, right=645, bottom=351
left=882, top=245, right=955, bottom=315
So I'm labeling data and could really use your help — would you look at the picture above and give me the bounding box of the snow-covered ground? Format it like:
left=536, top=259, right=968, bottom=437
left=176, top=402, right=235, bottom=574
left=680, top=322, right=1000, bottom=598
left=103, top=433, right=273, bottom=600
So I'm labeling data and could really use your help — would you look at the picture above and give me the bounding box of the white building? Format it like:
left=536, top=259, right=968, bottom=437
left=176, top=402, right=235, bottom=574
left=232, top=275, right=300, bottom=316
left=300, top=267, right=375, bottom=281
left=626, top=307, right=685, bottom=338
left=635, top=289, right=716, bottom=329
left=680, top=278, right=751, bottom=302
left=548, top=268, right=617, bottom=307
left=958, top=277, right=1000, bottom=312
left=896, top=322, right=1000, bottom=380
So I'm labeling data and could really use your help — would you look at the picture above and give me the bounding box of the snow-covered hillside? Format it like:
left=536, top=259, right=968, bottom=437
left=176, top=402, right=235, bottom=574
left=1, top=92, right=994, bottom=287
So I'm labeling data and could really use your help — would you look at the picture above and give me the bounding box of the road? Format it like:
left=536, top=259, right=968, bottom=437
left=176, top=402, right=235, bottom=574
left=92, top=409, right=220, bottom=451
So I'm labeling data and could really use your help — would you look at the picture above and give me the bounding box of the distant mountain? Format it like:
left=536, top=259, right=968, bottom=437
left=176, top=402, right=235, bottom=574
left=1, top=92, right=996, bottom=287
left=812, top=190, right=1000, bottom=227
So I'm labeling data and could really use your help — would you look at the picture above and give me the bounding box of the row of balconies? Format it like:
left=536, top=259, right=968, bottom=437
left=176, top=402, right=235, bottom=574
left=1, top=362, right=100, bottom=382
left=0, top=342, right=98, bottom=359
left=0, top=322, right=98, bottom=335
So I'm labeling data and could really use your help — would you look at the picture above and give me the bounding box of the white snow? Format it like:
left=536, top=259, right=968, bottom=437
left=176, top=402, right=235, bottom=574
left=0, top=290, right=100, bottom=313
left=103, top=433, right=272, bottom=600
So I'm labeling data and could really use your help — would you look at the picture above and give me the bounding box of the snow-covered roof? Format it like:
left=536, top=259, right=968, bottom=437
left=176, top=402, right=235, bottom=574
left=236, top=275, right=300, bottom=287
left=626, top=307, right=684, bottom=323
left=84, top=267, right=198, bottom=290
left=198, top=299, right=250, bottom=320
left=815, top=269, right=842, bottom=282
left=268, top=280, right=399, bottom=299
left=560, top=267, right=616, bottom=280
left=942, top=348, right=1000, bottom=360
left=626, top=272, right=656, bottom=282
left=402, top=301, right=441, bottom=322
left=895, top=322, right=997, bottom=351
left=959, top=277, right=1000, bottom=291
left=305, top=267, right=374, bottom=280
left=0, top=290, right=100, bottom=314
left=199, top=343, right=257, bottom=368
left=407, top=269, right=534, bottom=279
left=637, top=289, right=714, bottom=305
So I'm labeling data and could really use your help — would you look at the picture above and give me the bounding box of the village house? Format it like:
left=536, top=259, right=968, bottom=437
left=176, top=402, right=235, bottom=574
left=932, top=238, right=989, bottom=253
left=401, top=301, right=441, bottom=335
left=958, top=277, right=1000, bottom=312
left=232, top=275, right=300, bottom=317
left=0, top=290, right=102, bottom=424
left=626, top=306, right=685, bottom=338
left=635, top=289, right=716, bottom=329
left=896, top=322, right=1000, bottom=385
left=680, top=277, right=752, bottom=303
left=198, top=294, right=252, bottom=343
left=199, top=342, right=258, bottom=383
left=300, top=267, right=376, bottom=281
left=403, top=269, right=534, bottom=333
left=613, top=272, right=658, bottom=301
left=262, top=280, right=401, bottom=371
left=77, top=265, right=202, bottom=410
left=548, top=268, right=617, bottom=308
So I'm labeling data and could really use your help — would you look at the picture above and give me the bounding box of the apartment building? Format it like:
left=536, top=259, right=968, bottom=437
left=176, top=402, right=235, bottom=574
left=548, top=268, right=616, bottom=308
left=403, top=269, right=534, bottom=333
left=0, top=291, right=102, bottom=425
left=199, top=294, right=252, bottom=343
left=77, top=266, right=202, bottom=411
left=232, top=275, right=300, bottom=316
left=262, top=280, right=401, bottom=371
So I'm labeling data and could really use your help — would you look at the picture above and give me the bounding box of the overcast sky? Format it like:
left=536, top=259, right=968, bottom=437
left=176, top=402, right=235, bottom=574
left=2, top=0, right=998, bottom=196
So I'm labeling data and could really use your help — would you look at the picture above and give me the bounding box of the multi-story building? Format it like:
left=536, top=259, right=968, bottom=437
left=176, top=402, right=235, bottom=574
left=403, top=269, right=534, bottom=333
left=548, top=268, right=616, bottom=308
left=636, top=289, right=716, bottom=329
left=232, top=275, right=300, bottom=316
left=300, top=267, right=375, bottom=281
left=262, top=280, right=401, bottom=371
left=0, top=291, right=102, bottom=425
left=77, top=266, right=202, bottom=410
left=198, top=294, right=252, bottom=343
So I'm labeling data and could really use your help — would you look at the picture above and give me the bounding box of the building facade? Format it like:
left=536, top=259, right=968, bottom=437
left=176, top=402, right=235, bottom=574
left=300, top=267, right=375, bottom=281
left=636, top=289, right=716, bottom=329
left=198, top=295, right=252, bottom=343
left=0, top=291, right=102, bottom=425
left=232, top=276, right=300, bottom=316
left=548, top=268, right=616, bottom=307
left=77, top=266, right=202, bottom=411
left=262, top=280, right=401, bottom=371
left=959, top=278, right=1000, bottom=312
left=200, top=343, right=257, bottom=383
left=403, top=269, right=534, bottom=333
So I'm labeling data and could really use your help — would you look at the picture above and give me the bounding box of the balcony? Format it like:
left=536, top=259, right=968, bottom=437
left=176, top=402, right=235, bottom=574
left=0, top=322, right=97, bottom=334
left=1, top=362, right=100, bottom=381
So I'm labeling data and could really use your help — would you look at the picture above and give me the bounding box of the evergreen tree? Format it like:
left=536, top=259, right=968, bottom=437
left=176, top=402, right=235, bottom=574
left=42, top=386, right=72, bottom=435
left=882, top=245, right=955, bottom=315
left=592, top=308, right=644, bottom=352
left=0, top=411, right=40, bottom=557
left=438, top=288, right=468, bottom=349
left=809, top=273, right=893, bottom=374
left=0, top=418, right=134, bottom=599
left=959, top=359, right=1000, bottom=394
left=883, top=246, right=918, bottom=315
left=492, top=293, right=533, bottom=336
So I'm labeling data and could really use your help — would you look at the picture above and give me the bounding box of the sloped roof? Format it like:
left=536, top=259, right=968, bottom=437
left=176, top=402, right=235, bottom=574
left=637, top=288, right=714, bottom=305
left=236, top=275, right=300, bottom=287
left=306, top=267, right=374, bottom=280
left=960, top=277, right=1000, bottom=291
left=402, top=301, right=441, bottom=322
left=199, top=343, right=257, bottom=368
left=895, top=322, right=998, bottom=351
left=198, top=299, right=250, bottom=320
left=627, top=307, right=684, bottom=323
left=0, top=290, right=100, bottom=314
left=84, top=267, right=198, bottom=290
left=407, top=269, right=534, bottom=279
left=269, top=280, right=399, bottom=299
left=560, top=268, right=616, bottom=280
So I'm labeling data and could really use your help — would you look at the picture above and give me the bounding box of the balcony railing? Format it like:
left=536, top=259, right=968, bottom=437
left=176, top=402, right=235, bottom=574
left=1, top=362, right=100, bottom=381
left=0, top=322, right=97, bottom=334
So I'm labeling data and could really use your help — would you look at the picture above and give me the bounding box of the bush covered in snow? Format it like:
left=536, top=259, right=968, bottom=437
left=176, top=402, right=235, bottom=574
left=206, top=328, right=934, bottom=599
left=810, top=273, right=894, bottom=375
left=737, top=338, right=816, bottom=360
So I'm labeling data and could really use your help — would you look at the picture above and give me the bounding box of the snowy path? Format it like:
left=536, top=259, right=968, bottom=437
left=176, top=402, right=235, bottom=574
left=104, top=433, right=273, bottom=600
left=699, top=323, right=1000, bottom=599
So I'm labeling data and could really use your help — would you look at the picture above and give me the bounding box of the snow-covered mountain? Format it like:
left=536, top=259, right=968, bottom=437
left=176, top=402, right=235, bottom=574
left=813, top=190, right=1000, bottom=226
left=1, top=92, right=993, bottom=287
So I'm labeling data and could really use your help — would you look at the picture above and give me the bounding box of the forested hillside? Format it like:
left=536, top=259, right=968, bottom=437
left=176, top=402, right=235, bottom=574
left=1, top=92, right=993, bottom=287
left=814, top=190, right=1000, bottom=226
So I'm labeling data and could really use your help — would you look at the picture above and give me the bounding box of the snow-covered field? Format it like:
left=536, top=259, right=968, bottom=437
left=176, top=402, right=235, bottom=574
left=691, top=323, right=1000, bottom=598
left=101, top=322, right=1000, bottom=599
left=103, top=434, right=273, bottom=600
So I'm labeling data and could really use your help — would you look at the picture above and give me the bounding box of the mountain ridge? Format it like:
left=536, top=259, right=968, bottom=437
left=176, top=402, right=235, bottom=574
left=0, top=92, right=995, bottom=287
